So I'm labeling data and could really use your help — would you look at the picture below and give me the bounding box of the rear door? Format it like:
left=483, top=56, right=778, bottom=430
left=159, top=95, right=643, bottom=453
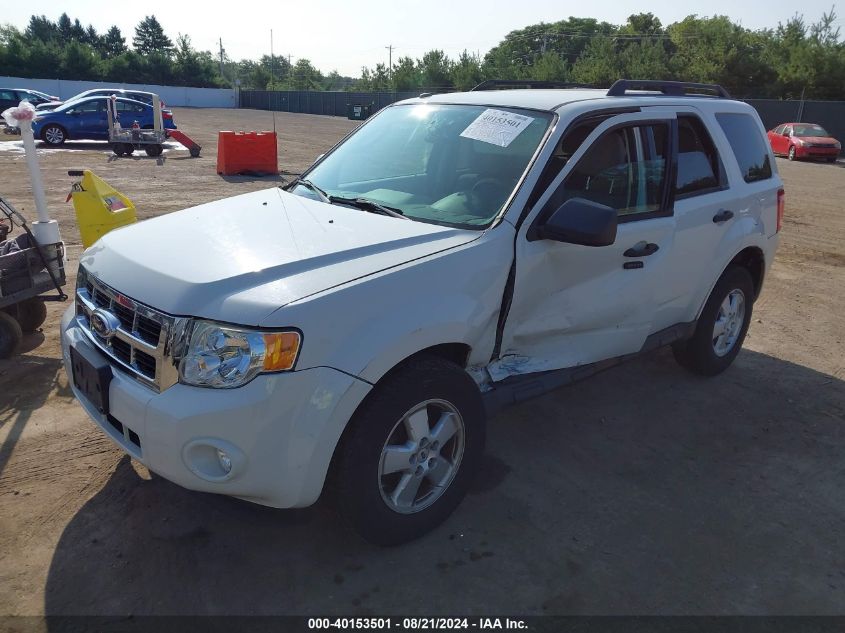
left=494, top=110, right=678, bottom=377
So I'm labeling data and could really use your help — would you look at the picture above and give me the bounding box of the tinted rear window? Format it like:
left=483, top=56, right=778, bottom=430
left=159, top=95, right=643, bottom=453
left=676, top=116, right=724, bottom=196
left=716, top=113, right=772, bottom=183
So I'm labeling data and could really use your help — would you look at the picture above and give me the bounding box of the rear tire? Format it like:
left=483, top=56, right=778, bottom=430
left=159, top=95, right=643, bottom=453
left=333, top=355, right=485, bottom=545
left=0, top=311, right=23, bottom=359
left=122, top=143, right=135, bottom=155
left=112, top=143, right=125, bottom=156
left=145, top=144, right=163, bottom=157
left=827, top=157, right=837, bottom=163
left=672, top=266, right=754, bottom=376
left=3, top=298, right=47, bottom=333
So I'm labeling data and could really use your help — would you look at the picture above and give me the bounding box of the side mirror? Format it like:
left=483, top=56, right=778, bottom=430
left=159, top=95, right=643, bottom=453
left=528, top=197, right=617, bottom=246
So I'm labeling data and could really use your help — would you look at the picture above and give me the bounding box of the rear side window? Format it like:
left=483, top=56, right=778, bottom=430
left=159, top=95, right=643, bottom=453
left=716, top=113, right=772, bottom=183
left=676, top=116, right=724, bottom=197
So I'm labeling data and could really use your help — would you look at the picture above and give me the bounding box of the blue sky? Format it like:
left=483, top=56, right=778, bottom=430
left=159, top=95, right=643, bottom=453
left=5, top=0, right=843, bottom=76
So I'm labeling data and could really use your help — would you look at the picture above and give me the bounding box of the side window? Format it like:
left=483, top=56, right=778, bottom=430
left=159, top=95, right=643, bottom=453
left=545, top=123, right=669, bottom=219
left=773, top=124, right=784, bottom=135
left=74, top=100, right=101, bottom=113
left=716, top=113, right=772, bottom=183
left=676, top=116, right=724, bottom=197
left=0, top=90, right=15, bottom=101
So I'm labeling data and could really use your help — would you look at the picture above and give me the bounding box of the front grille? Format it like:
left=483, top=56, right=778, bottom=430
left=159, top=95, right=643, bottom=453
left=75, top=269, right=186, bottom=391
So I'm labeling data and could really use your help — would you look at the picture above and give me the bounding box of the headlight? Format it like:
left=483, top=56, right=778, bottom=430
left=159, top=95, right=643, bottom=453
left=179, top=320, right=301, bottom=388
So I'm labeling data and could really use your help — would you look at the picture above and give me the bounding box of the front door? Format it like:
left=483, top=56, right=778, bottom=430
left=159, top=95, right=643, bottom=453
left=492, top=110, right=678, bottom=379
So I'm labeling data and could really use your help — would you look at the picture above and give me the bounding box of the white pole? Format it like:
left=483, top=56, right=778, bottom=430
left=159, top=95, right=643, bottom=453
left=2, top=102, right=62, bottom=246
left=19, top=124, right=51, bottom=224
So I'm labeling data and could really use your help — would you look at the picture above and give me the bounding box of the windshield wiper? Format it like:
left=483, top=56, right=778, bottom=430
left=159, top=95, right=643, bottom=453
left=328, top=196, right=409, bottom=220
left=288, top=178, right=330, bottom=203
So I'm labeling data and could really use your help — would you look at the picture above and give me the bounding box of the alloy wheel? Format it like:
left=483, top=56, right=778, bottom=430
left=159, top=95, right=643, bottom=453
left=378, top=399, right=465, bottom=515
left=712, top=288, right=746, bottom=357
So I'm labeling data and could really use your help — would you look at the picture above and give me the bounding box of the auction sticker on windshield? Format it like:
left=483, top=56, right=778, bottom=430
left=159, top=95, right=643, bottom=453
left=460, top=109, right=535, bottom=147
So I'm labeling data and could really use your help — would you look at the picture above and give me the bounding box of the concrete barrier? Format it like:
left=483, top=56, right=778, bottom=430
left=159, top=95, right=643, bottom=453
left=1, top=76, right=236, bottom=108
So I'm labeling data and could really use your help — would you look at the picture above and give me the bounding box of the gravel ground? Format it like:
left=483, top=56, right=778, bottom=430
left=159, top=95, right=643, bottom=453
left=0, top=108, right=844, bottom=616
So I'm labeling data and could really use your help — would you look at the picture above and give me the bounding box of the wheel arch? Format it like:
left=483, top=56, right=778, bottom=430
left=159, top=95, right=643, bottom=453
left=728, top=246, right=765, bottom=300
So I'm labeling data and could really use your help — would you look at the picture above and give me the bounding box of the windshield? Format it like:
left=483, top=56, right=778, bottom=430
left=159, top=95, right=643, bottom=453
left=294, top=103, right=553, bottom=228
left=793, top=124, right=829, bottom=137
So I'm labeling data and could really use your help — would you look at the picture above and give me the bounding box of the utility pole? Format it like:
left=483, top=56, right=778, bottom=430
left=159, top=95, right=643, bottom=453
left=385, top=44, right=394, bottom=84
left=218, top=37, right=225, bottom=81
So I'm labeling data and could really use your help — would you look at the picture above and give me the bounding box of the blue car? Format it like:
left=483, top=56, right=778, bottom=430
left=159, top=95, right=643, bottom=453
left=32, top=96, right=176, bottom=146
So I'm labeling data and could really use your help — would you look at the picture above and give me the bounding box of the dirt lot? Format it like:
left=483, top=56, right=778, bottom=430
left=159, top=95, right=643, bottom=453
left=0, top=108, right=844, bottom=616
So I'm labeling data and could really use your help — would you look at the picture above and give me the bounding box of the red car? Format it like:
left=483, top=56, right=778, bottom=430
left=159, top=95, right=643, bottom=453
left=767, top=122, right=841, bottom=162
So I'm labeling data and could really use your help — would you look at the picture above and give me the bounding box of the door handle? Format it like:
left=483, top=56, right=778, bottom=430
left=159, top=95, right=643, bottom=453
left=712, top=209, right=734, bottom=223
left=623, top=241, right=659, bottom=257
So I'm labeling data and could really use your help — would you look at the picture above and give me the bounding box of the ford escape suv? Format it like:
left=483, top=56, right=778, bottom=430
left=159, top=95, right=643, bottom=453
left=62, top=80, right=783, bottom=545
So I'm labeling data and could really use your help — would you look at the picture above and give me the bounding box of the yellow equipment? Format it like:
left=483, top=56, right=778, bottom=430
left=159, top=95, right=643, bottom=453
left=68, top=170, right=136, bottom=248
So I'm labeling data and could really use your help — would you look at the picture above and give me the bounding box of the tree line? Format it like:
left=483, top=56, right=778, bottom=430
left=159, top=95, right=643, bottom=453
left=1, top=11, right=843, bottom=99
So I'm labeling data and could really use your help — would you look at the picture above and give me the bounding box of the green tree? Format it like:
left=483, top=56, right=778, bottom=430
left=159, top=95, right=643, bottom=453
left=571, top=37, right=621, bottom=84
left=290, top=58, right=322, bottom=90
left=418, top=50, right=452, bottom=89
left=61, top=41, right=99, bottom=79
left=84, top=25, right=99, bottom=47
left=70, top=19, right=86, bottom=42
left=57, top=13, right=72, bottom=43
left=101, top=26, right=127, bottom=58
left=133, top=15, right=173, bottom=56
left=25, top=16, right=58, bottom=42
left=450, top=50, right=483, bottom=90
left=530, top=51, right=569, bottom=81
left=391, top=56, right=419, bottom=90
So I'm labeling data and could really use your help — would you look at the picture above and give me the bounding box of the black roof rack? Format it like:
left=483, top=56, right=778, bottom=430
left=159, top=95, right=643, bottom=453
left=607, top=79, right=732, bottom=99
left=470, top=80, right=595, bottom=91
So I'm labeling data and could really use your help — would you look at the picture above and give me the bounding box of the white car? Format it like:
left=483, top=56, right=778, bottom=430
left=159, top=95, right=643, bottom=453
left=62, top=80, right=783, bottom=544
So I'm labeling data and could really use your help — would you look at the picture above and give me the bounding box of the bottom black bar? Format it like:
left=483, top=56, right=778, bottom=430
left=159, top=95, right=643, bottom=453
left=3, top=617, right=845, bottom=633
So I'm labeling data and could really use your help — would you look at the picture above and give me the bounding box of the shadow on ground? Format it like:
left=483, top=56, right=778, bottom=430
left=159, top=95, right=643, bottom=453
left=43, top=348, right=845, bottom=616
left=0, top=352, right=69, bottom=479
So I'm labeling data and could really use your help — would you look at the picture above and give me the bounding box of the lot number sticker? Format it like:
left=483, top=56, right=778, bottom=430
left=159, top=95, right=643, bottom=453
left=460, top=109, right=535, bottom=147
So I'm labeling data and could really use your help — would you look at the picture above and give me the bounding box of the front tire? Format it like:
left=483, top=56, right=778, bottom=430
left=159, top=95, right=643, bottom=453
left=788, top=145, right=796, bottom=161
left=334, top=355, right=485, bottom=545
left=0, top=311, right=23, bottom=359
left=672, top=266, right=754, bottom=376
left=41, top=124, right=66, bottom=146
left=3, top=298, right=47, bottom=333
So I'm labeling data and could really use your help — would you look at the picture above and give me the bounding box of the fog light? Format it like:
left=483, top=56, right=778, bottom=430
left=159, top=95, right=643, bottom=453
left=216, top=448, right=232, bottom=474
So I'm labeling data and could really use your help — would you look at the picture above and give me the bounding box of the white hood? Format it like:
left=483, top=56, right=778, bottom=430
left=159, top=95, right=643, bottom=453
left=80, top=188, right=480, bottom=325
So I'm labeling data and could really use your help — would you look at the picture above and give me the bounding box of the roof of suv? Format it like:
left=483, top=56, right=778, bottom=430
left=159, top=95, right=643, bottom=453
left=400, top=81, right=743, bottom=113
left=406, top=88, right=742, bottom=113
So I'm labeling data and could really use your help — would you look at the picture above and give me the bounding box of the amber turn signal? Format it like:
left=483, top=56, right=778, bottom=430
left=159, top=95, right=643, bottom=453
left=263, top=332, right=301, bottom=371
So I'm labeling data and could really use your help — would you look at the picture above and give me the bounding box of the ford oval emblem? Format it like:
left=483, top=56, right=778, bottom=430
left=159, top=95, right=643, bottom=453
left=90, top=308, right=121, bottom=340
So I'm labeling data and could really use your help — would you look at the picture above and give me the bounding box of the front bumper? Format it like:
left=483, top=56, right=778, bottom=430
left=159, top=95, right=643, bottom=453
left=794, top=145, right=840, bottom=159
left=61, top=306, right=371, bottom=508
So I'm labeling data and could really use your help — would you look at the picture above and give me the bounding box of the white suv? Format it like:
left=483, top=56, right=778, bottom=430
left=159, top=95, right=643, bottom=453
left=62, top=80, right=783, bottom=544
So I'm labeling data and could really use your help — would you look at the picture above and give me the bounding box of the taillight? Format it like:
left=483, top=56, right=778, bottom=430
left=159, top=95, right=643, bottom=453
left=163, top=111, right=172, bottom=119
left=776, top=188, right=785, bottom=233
